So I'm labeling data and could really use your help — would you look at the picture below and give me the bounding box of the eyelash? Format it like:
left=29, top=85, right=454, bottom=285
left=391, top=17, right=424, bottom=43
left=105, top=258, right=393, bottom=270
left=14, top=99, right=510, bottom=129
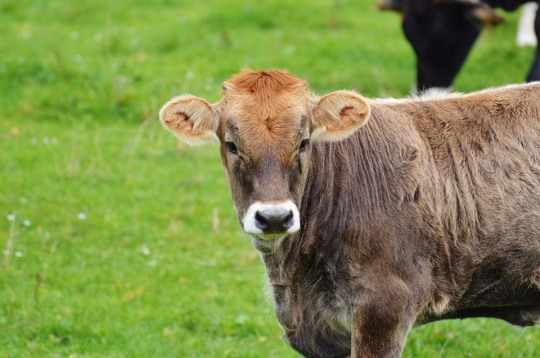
left=299, top=139, right=309, bottom=152
left=225, top=141, right=238, bottom=155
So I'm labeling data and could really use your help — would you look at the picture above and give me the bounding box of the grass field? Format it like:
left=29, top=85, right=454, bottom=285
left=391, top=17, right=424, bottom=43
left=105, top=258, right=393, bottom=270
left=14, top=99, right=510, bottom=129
left=1, top=0, right=539, bottom=356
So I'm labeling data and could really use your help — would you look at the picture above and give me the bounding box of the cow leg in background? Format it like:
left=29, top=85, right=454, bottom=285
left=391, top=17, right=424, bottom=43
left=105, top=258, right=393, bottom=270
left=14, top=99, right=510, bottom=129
left=526, top=2, right=540, bottom=81
left=517, top=2, right=538, bottom=46
left=402, top=2, right=482, bottom=93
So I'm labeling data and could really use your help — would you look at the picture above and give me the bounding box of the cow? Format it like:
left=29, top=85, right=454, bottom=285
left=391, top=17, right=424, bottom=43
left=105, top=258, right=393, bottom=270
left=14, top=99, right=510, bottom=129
left=378, top=0, right=540, bottom=93
left=159, top=69, right=540, bottom=357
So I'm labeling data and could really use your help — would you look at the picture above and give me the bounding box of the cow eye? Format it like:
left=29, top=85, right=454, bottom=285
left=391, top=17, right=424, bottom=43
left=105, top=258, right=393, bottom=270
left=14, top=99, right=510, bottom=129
left=299, top=139, right=309, bottom=153
left=225, top=141, right=238, bottom=155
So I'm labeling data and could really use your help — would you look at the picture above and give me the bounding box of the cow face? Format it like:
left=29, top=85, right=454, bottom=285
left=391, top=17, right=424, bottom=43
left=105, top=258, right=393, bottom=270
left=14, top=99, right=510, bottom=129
left=160, top=70, right=370, bottom=244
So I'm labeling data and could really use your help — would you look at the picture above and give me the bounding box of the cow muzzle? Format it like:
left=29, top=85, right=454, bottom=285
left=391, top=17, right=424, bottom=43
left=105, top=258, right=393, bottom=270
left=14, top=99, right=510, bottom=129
left=242, top=201, right=300, bottom=239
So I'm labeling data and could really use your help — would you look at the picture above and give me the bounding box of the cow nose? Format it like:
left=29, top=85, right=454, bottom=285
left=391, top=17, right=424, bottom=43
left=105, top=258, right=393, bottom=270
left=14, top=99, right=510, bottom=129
left=254, top=208, right=294, bottom=234
left=243, top=201, right=301, bottom=238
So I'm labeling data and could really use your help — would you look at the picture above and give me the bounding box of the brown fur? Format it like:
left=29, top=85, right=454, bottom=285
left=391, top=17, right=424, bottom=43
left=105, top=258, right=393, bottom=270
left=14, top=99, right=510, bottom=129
left=160, top=70, right=540, bottom=357
left=219, top=71, right=309, bottom=163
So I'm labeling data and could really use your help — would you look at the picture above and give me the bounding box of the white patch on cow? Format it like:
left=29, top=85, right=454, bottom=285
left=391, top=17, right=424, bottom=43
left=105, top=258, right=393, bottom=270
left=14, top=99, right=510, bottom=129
left=374, top=82, right=540, bottom=106
left=315, top=295, right=352, bottom=337
left=517, top=3, right=538, bottom=47
left=243, top=201, right=300, bottom=239
left=429, top=294, right=451, bottom=316
left=410, top=85, right=453, bottom=97
left=333, top=298, right=352, bottom=330
left=418, top=87, right=453, bottom=98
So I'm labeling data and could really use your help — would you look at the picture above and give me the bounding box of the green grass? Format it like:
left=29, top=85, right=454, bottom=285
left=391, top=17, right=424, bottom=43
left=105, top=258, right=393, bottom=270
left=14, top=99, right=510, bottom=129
left=0, top=0, right=538, bottom=356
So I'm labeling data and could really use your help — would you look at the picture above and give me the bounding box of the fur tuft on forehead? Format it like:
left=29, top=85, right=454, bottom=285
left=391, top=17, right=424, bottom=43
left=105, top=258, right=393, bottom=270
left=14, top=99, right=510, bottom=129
left=220, top=70, right=309, bottom=156
left=223, top=69, right=307, bottom=95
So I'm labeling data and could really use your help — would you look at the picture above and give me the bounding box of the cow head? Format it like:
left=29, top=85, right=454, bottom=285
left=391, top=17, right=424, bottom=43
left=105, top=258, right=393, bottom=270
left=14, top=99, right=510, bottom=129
left=400, top=0, right=505, bottom=93
left=160, top=70, right=370, bottom=245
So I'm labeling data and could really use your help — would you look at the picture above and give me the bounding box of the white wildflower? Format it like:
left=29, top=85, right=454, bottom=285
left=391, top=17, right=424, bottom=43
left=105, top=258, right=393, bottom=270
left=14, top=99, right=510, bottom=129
left=141, top=245, right=151, bottom=256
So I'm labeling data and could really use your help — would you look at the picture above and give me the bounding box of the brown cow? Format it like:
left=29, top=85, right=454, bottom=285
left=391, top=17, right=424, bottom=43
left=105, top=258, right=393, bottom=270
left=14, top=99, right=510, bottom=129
left=160, top=69, right=540, bottom=357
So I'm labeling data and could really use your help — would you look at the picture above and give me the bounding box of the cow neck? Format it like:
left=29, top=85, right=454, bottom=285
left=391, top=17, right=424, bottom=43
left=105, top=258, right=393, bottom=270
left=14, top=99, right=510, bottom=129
left=260, top=232, right=305, bottom=288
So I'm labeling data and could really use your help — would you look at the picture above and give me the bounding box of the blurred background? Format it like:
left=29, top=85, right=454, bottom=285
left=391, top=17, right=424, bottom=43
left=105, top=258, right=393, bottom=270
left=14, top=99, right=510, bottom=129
left=1, top=0, right=538, bottom=356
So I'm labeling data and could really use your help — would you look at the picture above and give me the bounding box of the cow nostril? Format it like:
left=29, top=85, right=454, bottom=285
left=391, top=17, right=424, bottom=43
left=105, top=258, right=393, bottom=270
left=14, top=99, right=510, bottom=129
left=283, top=210, right=294, bottom=229
left=255, top=211, right=269, bottom=230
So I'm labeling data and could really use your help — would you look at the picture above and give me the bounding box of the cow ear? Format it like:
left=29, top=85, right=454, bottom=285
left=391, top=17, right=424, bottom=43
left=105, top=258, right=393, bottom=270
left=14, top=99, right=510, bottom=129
left=311, top=91, right=370, bottom=142
left=159, top=95, right=220, bottom=145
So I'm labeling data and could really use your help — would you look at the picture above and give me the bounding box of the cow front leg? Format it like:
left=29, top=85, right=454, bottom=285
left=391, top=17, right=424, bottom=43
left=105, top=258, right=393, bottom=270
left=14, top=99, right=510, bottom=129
left=351, top=297, right=415, bottom=358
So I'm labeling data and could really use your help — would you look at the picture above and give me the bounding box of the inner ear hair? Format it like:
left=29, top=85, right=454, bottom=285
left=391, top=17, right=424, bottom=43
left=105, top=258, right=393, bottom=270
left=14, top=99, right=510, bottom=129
left=311, top=91, right=370, bottom=141
left=159, top=95, right=220, bottom=145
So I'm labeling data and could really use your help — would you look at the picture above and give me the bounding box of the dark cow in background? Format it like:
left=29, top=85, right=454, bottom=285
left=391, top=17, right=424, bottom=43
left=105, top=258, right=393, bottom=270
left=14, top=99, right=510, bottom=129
left=160, top=69, right=540, bottom=357
left=378, top=0, right=540, bottom=93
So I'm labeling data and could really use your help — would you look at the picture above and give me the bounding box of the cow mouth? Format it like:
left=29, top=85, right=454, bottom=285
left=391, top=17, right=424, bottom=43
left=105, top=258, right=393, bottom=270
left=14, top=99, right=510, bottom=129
left=252, top=232, right=287, bottom=241
left=251, top=234, right=286, bottom=253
